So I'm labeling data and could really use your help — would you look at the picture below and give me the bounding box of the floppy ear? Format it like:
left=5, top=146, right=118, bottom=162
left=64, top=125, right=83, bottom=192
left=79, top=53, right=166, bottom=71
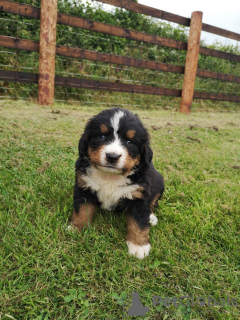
left=141, top=144, right=153, bottom=168
left=78, top=133, right=88, bottom=158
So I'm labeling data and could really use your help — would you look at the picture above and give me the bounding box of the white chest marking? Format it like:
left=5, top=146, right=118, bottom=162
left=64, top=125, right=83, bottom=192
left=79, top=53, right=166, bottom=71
left=82, top=167, right=139, bottom=210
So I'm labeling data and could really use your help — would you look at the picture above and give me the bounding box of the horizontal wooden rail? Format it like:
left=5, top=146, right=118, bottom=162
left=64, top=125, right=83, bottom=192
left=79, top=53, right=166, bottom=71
left=56, top=12, right=186, bottom=50
left=0, top=0, right=40, bottom=18
left=1, top=36, right=183, bottom=74
left=196, top=69, right=240, bottom=83
left=193, top=91, right=240, bottom=102
left=56, top=45, right=184, bottom=74
left=3, top=0, right=240, bottom=42
left=0, top=0, right=186, bottom=50
left=1, top=69, right=240, bottom=102
left=1, top=1, right=240, bottom=63
left=55, top=76, right=181, bottom=97
left=98, top=0, right=190, bottom=26
left=0, top=69, right=38, bottom=83
left=199, top=47, right=240, bottom=62
left=201, top=23, right=240, bottom=42
left=0, top=35, right=39, bottom=51
left=1, top=35, right=240, bottom=84
left=97, top=0, right=240, bottom=41
left=0, top=69, right=181, bottom=96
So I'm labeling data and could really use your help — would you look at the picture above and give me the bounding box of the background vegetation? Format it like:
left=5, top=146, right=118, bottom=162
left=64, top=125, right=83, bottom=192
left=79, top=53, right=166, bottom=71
left=0, top=0, right=239, bottom=110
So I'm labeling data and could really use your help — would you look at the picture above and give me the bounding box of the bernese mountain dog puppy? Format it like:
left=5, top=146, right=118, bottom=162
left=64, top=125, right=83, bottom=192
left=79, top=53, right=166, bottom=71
left=70, top=108, right=164, bottom=259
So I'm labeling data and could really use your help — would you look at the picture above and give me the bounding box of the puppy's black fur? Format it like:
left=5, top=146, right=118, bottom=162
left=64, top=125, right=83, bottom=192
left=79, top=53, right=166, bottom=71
left=71, top=108, right=164, bottom=259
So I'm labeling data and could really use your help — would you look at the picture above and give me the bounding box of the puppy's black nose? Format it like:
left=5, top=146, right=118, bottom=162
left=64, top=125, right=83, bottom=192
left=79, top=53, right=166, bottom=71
left=106, top=152, right=121, bottom=164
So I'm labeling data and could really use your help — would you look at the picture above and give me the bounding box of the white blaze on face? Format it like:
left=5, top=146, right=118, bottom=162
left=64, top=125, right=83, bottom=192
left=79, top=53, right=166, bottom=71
left=100, top=110, right=127, bottom=169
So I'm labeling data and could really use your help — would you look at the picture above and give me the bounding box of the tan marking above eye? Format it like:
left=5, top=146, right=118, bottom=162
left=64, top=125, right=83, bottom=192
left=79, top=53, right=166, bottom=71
left=126, top=130, right=136, bottom=139
left=100, top=124, right=108, bottom=134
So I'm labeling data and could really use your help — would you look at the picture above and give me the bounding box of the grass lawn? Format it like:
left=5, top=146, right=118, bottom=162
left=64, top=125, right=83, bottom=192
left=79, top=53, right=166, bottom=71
left=0, top=100, right=239, bottom=320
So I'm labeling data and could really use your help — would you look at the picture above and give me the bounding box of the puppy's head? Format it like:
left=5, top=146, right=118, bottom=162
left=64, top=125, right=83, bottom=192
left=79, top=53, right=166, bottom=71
left=79, top=108, right=152, bottom=175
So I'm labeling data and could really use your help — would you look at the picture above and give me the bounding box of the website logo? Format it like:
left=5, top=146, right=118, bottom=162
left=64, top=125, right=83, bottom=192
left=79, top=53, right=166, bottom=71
left=118, top=291, right=238, bottom=318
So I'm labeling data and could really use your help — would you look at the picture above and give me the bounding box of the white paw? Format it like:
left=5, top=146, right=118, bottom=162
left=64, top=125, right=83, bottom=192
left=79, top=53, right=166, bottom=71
left=126, top=241, right=151, bottom=259
left=149, top=213, right=158, bottom=226
left=65, top=224, right=75, bottom=232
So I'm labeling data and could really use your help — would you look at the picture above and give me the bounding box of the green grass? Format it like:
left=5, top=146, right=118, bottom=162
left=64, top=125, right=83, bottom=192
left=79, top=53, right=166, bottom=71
left=0, top=100, right=240, bottom=319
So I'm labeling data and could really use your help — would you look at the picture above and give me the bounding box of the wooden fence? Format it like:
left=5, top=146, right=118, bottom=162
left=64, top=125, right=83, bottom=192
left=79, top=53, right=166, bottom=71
left=0, top=0, right=240, bottom=113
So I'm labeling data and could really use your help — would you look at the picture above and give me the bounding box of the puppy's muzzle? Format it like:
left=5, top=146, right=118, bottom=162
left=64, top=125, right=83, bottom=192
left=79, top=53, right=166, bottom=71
left=106, top=152, right=122, bottom=164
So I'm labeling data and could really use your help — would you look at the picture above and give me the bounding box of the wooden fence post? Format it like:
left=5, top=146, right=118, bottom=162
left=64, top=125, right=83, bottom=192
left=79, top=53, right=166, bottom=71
left=38, top=0, right=58, bottom=105
left=180, top=11, right=203, bottom=114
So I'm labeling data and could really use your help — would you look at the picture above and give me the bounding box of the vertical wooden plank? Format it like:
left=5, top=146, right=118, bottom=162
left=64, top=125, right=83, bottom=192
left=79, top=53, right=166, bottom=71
left=180, top=11, right=203, bottom=114
left=38, top=0, right=57, bottom=105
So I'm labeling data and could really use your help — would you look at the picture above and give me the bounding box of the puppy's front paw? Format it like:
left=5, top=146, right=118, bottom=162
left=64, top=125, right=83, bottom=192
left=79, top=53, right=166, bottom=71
left=126, top=241, right=151, bottom=259
left=65, top=224, right=75, bottom=232
left=149, top=213, right=158, bottom=226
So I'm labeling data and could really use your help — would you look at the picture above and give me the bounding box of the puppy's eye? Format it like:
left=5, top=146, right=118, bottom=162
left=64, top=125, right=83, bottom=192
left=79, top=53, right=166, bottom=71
left=127, top=140, right=133, bottom=145
left=98, top=134, right=106, bottom=140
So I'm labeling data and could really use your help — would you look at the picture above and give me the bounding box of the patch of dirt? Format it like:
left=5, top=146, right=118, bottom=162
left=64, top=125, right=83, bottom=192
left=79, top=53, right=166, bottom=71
left=186, top=136, right=201, bottom=143
left=232, top=165, right=240, bottom=170
left=207, top=126, right=219, bottom=131
left=151, top=125, right=162, bottom=131
left=38, top=161, right=51, bottom=173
